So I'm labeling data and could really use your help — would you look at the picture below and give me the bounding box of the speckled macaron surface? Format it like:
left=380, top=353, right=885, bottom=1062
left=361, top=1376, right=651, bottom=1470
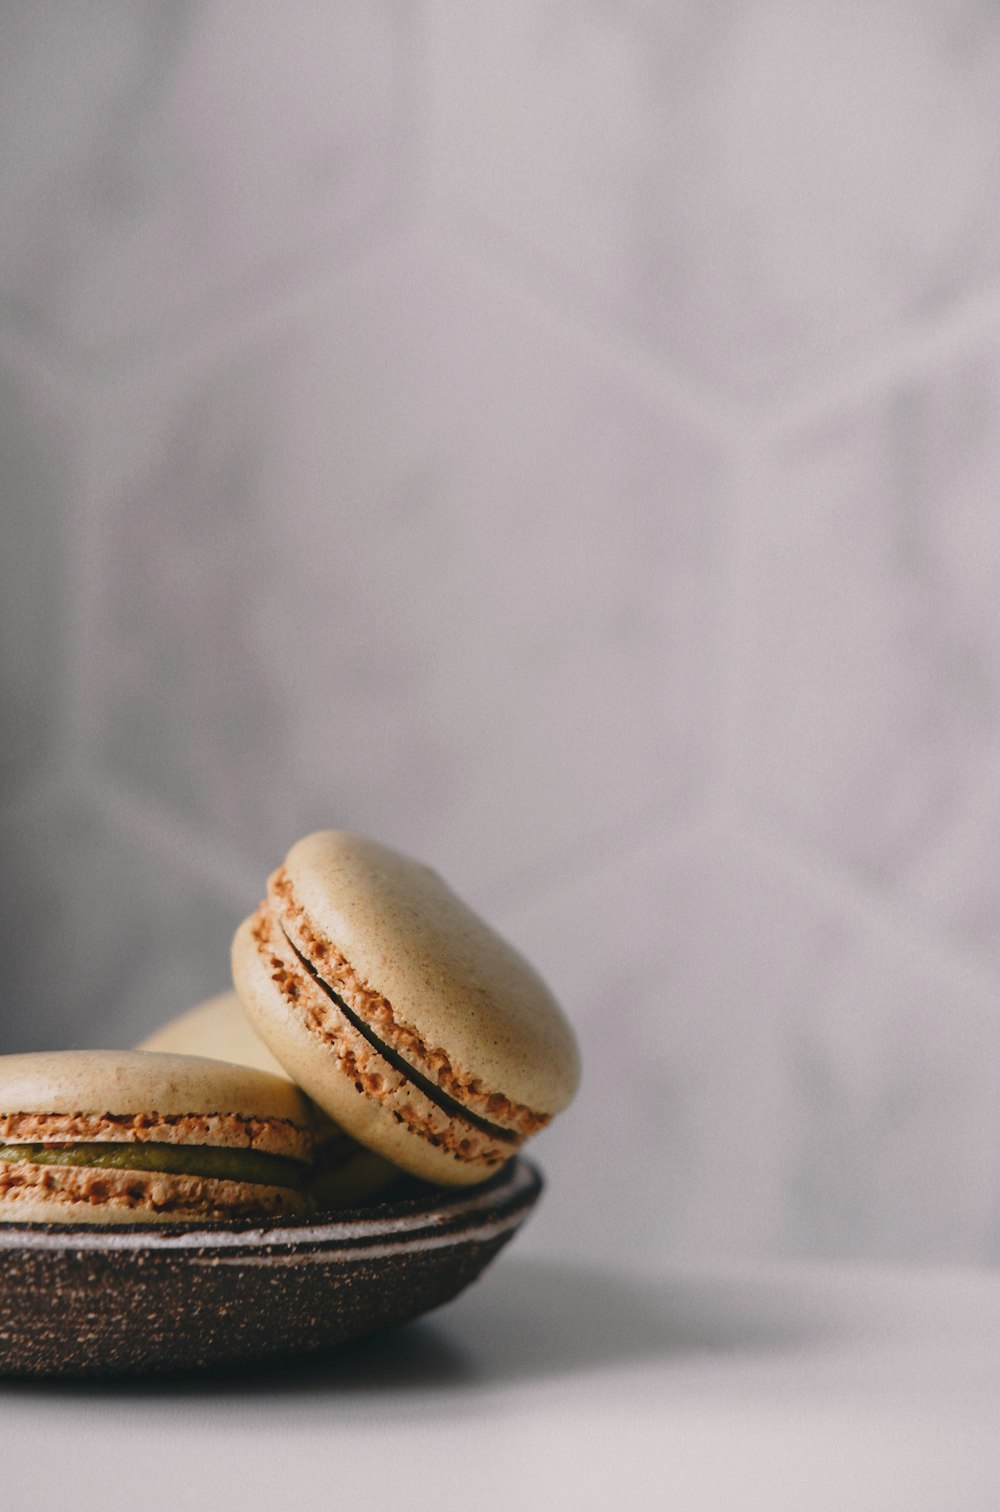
left=0, top=1050, right=317, bottom=1226
left=232, top=831, right=580, bottom=1186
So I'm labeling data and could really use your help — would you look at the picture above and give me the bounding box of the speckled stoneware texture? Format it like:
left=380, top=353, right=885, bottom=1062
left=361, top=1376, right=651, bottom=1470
left=0, top=1158, right=541, bottom=1377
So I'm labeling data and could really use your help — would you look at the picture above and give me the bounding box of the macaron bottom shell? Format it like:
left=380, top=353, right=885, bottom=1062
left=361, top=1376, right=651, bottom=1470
left=0, top=1160, right=313, bottom=1226
left=0, top=1194, right=312, bottom=1227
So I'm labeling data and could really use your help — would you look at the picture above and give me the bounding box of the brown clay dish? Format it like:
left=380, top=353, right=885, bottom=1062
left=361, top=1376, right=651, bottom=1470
left=0, top=1157, right=541, bottom=1377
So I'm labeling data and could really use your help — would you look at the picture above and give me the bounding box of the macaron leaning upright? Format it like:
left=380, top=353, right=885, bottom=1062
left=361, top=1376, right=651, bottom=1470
left=0, top=1051, right=317, bottom=1225
left=231, top=832, right=580, bottom=1187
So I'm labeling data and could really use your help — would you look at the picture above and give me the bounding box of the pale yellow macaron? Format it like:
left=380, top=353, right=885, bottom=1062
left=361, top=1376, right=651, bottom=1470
left=138, top=993, right=399, bottom=1209
left=0, top=1050, right=317, bottom=1225
left=138, top=991, right=291, bottom=1079
left=231, top=832, right=580, bottom=1187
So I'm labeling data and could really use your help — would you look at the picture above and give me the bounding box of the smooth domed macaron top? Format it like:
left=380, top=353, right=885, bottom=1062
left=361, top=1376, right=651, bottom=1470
left=0, top=1050, right=313, bottom=1127
left=137, top=993, right=291, bottom=1081
left=280, top=831, right=580, bottom=1115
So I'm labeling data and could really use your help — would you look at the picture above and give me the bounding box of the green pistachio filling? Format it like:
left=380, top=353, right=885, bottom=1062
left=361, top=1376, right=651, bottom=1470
left=0, top=1142, right=306, bottom=1190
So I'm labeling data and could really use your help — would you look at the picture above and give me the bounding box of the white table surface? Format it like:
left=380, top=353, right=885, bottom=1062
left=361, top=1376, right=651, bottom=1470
left=5, top=1254, right=999, bottom=1511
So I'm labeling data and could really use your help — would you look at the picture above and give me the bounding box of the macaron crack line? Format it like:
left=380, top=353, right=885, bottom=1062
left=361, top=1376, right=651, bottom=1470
left=245, top=904, right=515, bottom=1170
left=268, top=866, right=551, bottom=1139
left=280, top=927, right=520, bottom=1145
left=231, top=832, right=580, bottom=1187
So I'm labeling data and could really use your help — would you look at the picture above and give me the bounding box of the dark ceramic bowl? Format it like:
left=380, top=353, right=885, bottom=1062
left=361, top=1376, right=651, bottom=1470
left=0, top=1157, right=541, bottom=1377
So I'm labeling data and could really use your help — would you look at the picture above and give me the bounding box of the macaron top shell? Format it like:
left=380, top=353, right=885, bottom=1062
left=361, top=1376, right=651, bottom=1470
left=281, top=832, right=580, bottom=1117
left=0, top=1050, right=312, bottom=1131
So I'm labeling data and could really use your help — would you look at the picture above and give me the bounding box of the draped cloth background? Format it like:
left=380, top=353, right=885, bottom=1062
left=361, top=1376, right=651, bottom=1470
left=3, top=2, right=1000, bottom=1264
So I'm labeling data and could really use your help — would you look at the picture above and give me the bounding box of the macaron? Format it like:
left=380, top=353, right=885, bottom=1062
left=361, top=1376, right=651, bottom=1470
left=137, top=994, right=401, bottom=1209
left=137, top=991, right=293, bottom=1080
left=231, top=831, right=580, bottom=1187
left=0, top=1050, right=317, bottom=1225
